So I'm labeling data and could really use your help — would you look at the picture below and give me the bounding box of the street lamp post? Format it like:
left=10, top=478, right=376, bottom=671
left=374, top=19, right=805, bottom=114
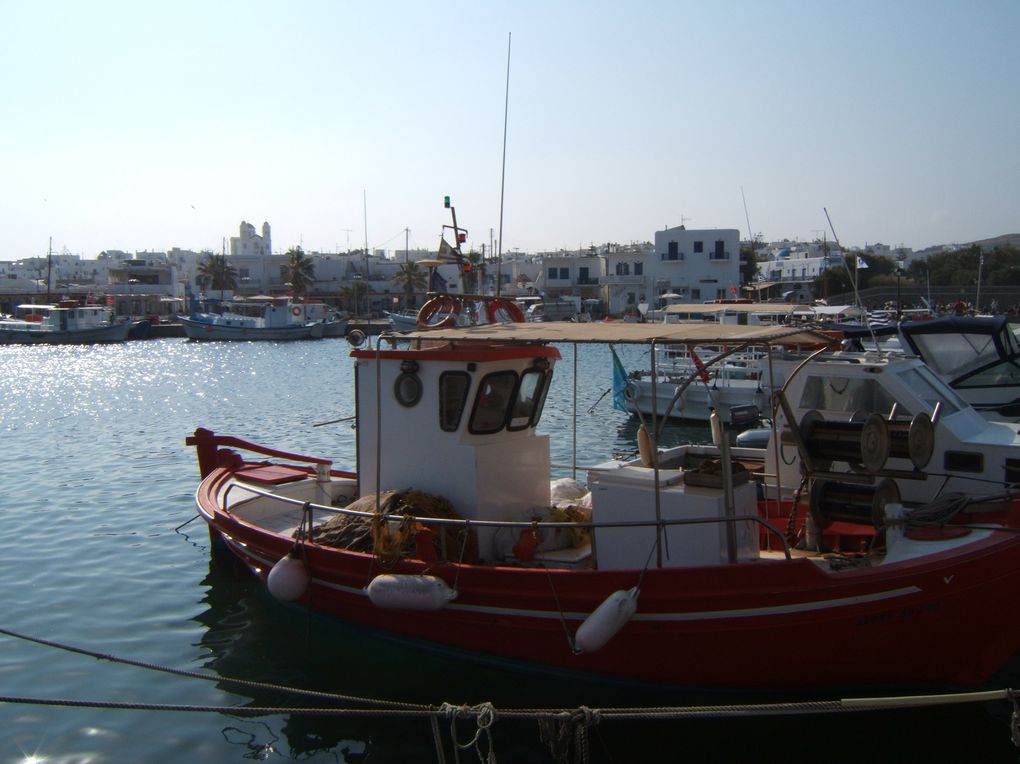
left=894, top=268, right=905, bottom=321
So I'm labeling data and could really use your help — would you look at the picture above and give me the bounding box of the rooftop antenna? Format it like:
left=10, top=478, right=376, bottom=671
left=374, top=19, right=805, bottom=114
left=740, top=187, right=753, bottom=243
left=496, top=31, right=511, bottom=297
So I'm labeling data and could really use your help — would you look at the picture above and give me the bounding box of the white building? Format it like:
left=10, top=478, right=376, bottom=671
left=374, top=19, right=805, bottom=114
left=601, top=227, right=741, bottom=314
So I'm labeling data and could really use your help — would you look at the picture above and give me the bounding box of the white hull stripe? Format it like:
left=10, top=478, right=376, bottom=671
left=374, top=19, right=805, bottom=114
left=227, top=536, right=922, bottom=624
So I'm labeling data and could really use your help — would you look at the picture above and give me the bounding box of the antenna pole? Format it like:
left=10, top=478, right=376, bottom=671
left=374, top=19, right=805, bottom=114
left=496, top=32, right=511, bottom=297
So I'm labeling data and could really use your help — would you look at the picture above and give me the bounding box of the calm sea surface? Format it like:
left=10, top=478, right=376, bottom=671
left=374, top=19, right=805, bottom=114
left=0, top=338, right=1016, bottom=763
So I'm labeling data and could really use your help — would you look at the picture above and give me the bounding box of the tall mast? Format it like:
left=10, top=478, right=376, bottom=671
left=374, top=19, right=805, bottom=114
left=46, top=237, right=52, bottom=302
left=496, top=32, right=511, bottom=297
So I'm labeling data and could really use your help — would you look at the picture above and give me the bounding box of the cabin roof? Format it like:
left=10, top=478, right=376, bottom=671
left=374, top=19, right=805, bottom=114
left=399, top=321, right=837, bottom=347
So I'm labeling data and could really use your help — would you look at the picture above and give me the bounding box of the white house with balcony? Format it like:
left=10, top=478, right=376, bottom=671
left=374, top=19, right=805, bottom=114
left=650, top=227, right=741, bottom=307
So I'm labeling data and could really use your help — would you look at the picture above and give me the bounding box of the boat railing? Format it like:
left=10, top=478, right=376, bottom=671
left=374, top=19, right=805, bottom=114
left=221, top=480, right=793, bottom=562
left=186, top=428, right=346, bottom=479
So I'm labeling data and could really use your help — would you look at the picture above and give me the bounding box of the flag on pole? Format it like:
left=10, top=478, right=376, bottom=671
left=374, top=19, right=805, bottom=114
left=437, top=237, right=462, bottom=264
left=611, top=345, right=629, bottom=412
left=855, top=256, right=869, bottom=269
left=690, top=348, right=711, bottom=385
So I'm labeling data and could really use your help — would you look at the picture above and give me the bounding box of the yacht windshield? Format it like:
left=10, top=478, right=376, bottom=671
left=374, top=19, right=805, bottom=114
left=894, top=366, right=964, bottom=416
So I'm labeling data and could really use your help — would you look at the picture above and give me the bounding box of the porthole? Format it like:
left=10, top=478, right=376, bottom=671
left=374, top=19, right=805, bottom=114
left=394, top=371, right=423, bottom=407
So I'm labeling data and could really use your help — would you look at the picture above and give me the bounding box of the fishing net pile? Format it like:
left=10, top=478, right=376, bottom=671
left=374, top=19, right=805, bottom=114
left=311, top=489, right=479, bottom=564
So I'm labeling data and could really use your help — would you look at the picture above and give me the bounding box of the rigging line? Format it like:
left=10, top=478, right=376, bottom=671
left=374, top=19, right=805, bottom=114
left=0, top=625, right=429, bottom=711
left=495, top=31, right=511, bottom=297
left=824, top=207, right=878, bottom=348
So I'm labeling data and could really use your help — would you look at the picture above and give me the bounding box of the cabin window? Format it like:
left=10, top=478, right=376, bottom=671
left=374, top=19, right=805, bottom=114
left=894, top=367, right=963, bottom=416
left=954, top=359, right=1020, bottom=389
left=508, top=368, right=550, bottom=431
left=469, top=371, right=518, bottom=434
left=944, top=451, right=983, bottom=473
left=394, top=366, right=423, bottom=408
left=797, top=375, right=898, bottom=416
left=438, top=371, right=472, bottom=431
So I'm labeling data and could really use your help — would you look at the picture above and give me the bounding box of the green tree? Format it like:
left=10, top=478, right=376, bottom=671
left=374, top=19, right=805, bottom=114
left=281, top=247, right=315, bottom=297
left=196, top=253, right=237, bottom=300
left=391, top=261, right=428, bottom=309
left=341, top=280, right=369, bottom=315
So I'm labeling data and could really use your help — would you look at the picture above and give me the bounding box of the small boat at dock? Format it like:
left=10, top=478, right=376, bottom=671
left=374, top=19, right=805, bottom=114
left=179, top=297, right=345, bottom=341
left=0, top=301, right=132, bottom=344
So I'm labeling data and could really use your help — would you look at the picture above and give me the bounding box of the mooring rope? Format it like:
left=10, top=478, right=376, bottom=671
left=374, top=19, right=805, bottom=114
left=0, top=625, right=427, bottom=711
left=1, top=625, right=1018, bottom=756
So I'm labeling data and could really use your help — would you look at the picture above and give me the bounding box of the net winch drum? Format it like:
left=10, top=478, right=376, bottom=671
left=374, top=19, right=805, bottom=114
left=798, top=410, right=889, bottom=473
left=809, top=478, right=901, bottom=530
left=886, top=412, right=935, bottom=469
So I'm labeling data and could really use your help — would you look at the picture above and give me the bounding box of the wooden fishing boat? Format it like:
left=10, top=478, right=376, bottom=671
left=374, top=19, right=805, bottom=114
left=186, top=316, right=1020, bottom=691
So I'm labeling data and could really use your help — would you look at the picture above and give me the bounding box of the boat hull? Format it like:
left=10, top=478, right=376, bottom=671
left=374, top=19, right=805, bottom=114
left=0, top=322, right=131, bottom=344
left=196, top=466, right=1020, bottom=691
left=179, top=316, right=324, bottom=341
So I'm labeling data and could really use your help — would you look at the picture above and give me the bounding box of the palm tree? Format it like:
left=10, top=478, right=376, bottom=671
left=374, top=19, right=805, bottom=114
left=391, top=261, right=428, bottom=309
left=281, top=247, right=315, bottom=297
left=340, top=280, right=369, bottom=316
left=196, top=253, right=237, bottom=300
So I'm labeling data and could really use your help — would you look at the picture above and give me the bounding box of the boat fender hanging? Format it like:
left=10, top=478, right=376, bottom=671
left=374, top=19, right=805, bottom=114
left=637, top=424, right=654, bottom=468
left=267, top=548, right=309, bottom=601
left=366, top=574, right=457, bottom=611
left=574, top=587, right=639, bottom=653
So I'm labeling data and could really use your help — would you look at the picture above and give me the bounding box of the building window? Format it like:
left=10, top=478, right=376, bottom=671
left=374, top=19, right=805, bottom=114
left=710, top=240, right=727, bottom=260
left=559, top=267, right=569, bottom=280
left=694, top=241, right=704, bottom=253
left=634, top=262, right=643, bottom=275
left=665, top=241, right=681, bottom=261
left=548, top=267, right=557, bottom=280
left=691, top=288, right=701, bottom=300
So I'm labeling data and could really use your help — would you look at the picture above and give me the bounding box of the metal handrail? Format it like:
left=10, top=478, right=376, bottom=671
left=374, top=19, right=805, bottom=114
left=221, top=480, right=792, bottom=560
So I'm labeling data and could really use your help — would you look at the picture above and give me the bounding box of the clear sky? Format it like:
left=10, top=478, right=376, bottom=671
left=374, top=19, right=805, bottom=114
left=2, top=0, right=1017, bottom=260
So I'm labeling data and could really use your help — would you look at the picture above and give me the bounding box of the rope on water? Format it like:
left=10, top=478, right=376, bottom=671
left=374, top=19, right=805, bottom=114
left=2, top=626, right=1019, bottom=751
left=0, top=625, right=428, bottom=712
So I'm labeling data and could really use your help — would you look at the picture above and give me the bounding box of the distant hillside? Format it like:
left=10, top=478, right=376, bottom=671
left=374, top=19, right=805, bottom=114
left=970, top=233, right=1020, bottom=250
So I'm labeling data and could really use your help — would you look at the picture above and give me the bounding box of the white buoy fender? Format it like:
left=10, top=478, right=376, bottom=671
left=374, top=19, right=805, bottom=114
left=637, top=424, right=654, bottom=467
left=267, top=551, right=309, bottom=601
left=366, top=574, right=457, bottom=611
left=574, top=587, right=639, bottom=653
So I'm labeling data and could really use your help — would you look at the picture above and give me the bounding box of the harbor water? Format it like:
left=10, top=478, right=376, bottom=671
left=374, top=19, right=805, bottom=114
left=0, top=338, right=1016, bottom=762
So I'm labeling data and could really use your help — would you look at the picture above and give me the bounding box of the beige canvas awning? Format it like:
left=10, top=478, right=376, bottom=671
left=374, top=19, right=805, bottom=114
left=399, top=320, right=837, bottom=347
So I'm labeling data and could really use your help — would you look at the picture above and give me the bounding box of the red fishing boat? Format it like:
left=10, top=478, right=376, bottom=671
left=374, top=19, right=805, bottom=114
left=187, top=314, right=1020, bottom=691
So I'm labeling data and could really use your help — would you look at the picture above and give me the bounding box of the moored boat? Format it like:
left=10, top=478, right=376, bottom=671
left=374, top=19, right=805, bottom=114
left=186, top=319, right=1020, bottom=691
left=178, top=297, right=337, bottom=341
left=0, top=301, right=132, bottom=345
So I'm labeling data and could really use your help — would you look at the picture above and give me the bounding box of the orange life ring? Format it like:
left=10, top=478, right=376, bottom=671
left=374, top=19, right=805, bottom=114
left=291, top=306, right=302, bottom=317
left=485, top=298, right=526, bottom=324
left=416, top=295, right=461, bottom=330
